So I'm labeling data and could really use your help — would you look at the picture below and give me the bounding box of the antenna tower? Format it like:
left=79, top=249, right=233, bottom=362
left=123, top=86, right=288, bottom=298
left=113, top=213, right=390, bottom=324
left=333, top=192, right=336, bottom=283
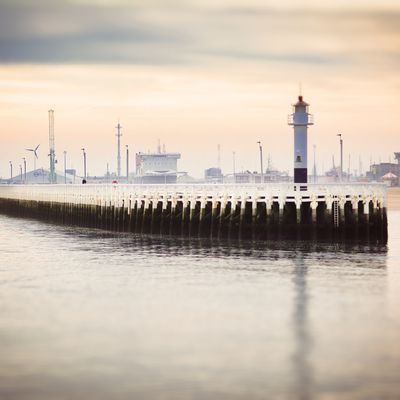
left=48, top=109, right=56, bottom=183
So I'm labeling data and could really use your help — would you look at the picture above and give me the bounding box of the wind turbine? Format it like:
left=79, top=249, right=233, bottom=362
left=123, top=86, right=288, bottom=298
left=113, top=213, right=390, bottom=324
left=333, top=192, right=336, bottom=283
left=26, top=144, right=40, bottom=171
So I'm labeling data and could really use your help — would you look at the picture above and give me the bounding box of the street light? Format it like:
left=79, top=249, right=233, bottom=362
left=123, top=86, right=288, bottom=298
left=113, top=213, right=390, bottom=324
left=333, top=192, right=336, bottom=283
left=337, top=134, right=343, bottom=182
left=257, top=141, right=264, bottom=184
left=63, top=150, right=67, bottom=184
left=126, top=145, right=129, bottom=183
left=313, top=144, right=317, bottom=183
left=19, top=164, right=22, bottom=183
left=9, top=161, right=12, bottom=182
left=22, top=157, right=26, bottom=183
left=81, top=148, right=87, bottom=181
left=232, top=151, right=236, bottom=184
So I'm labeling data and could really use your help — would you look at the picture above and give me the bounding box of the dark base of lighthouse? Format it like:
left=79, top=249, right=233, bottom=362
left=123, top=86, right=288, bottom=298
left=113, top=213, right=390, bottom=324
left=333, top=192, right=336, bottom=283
left=294, top=168, right=307, bottom=184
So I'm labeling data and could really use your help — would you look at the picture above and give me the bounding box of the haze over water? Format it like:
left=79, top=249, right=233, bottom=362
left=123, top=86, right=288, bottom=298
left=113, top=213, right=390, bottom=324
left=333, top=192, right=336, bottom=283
left=0, top=190, right=399, bottom=399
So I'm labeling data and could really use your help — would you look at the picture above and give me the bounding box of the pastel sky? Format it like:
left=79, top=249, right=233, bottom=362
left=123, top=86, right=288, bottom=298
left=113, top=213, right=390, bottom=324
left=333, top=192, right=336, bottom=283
left=0, top=0, right=399, bottom=178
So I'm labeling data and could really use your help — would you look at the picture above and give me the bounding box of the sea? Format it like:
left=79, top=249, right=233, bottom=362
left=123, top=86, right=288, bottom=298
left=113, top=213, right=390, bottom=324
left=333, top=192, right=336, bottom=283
left=0, top=189, right=399, bottom=400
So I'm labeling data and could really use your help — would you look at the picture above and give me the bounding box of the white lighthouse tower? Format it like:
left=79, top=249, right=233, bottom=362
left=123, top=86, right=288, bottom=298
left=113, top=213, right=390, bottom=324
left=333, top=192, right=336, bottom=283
left=288, top=95, right=313, bottom=187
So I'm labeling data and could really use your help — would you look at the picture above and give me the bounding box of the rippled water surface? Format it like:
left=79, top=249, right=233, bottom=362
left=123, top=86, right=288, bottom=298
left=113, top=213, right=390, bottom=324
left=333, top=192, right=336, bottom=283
left=0, top=199, right=399, bottom=399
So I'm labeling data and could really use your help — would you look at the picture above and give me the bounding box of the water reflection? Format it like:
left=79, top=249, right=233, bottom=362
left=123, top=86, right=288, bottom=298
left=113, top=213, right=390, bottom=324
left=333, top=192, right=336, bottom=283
left=292, top=253, right=313, bottom=400
left=55, top=225, right=389, bottom=400
left=59, top=225, right=388, bottom=261
left=0, top=215, right=394, bottom=400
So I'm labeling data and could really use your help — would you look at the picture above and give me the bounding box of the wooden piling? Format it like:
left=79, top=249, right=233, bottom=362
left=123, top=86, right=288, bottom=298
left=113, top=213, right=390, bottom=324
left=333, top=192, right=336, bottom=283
left=0, top=183, right=388, bottom=243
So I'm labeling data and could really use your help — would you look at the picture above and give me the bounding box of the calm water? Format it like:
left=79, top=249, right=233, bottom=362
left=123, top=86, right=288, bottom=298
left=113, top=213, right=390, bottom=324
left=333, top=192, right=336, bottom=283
left=0, top=207, right=399, bottom=399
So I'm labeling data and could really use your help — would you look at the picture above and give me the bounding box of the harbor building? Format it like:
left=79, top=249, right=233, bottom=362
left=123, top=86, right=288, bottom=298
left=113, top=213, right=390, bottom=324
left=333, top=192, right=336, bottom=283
left=1, top=168, right=75, bottom=185
left=205, top=167, right=223, bottom=183
left=367, top=153, right=400, bottom=185
left=135, top=151, right=181, bottom=184
left=234, top=168, right=290, bottom=184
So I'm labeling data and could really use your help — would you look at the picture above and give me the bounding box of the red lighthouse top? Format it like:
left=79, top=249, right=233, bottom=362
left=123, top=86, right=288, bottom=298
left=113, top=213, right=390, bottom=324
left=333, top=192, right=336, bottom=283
left=288, top=94, right=313, bottom=125
left=294, top=95, right=309, bottom=107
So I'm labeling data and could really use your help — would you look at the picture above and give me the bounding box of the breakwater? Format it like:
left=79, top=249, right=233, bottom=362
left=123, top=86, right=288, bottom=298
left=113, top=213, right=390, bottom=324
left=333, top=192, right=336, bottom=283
left=0, top=183, right=388, bottom=241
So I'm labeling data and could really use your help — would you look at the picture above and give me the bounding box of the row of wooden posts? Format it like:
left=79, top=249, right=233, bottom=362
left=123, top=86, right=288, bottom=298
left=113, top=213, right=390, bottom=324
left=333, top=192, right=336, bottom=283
left=0, top=197, right=388, bottom=242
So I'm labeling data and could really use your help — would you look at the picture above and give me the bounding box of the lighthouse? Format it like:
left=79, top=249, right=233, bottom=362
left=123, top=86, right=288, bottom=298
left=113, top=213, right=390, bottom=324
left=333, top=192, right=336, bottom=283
left=288, top=95, right=313, bottom=186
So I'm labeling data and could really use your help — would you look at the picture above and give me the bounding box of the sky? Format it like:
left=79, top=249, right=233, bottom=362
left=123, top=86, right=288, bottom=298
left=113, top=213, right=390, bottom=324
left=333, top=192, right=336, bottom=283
left=0, top=0, right=399, bottom=178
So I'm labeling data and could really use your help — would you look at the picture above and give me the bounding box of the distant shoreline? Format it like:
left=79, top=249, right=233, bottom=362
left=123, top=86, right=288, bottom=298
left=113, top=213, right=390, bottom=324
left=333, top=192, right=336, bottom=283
left=388, top=187, right=400, bottom=210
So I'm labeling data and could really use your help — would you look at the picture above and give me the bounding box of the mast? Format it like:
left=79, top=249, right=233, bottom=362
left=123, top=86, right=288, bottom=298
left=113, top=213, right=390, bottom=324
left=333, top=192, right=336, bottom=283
left=116, top=122, right=122, bottom=179
left=48, top=109, right=56, bottom=183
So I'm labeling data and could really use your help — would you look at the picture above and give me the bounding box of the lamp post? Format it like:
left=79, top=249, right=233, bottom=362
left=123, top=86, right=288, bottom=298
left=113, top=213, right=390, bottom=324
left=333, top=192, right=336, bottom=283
left=313, top=144, right=317, bottom=183
left=232, top=151, right=236, bottom=184
left=126, top=145, right=129, bottom=183
left=337, top=134, right=343, bottom=182
left=63, top=150, right=67, bottom=184
left=81, top=148, right=87, bottom=180
left=19, top=164, right=22, bottom=183
left=257, top=141, right=264, bottom=184
left=9, top=161, right=12, bottom=182
left=23, top=157, right=26, bottom=183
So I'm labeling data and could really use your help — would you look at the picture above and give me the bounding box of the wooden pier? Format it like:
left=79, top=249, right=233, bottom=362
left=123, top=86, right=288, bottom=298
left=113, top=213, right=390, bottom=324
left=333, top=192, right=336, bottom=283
left=0, top=183, right=388, bottom=242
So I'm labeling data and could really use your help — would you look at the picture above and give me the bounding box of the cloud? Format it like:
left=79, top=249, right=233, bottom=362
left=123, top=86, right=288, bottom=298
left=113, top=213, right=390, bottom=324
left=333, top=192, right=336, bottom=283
left=0, top=0, right=399, bottom=69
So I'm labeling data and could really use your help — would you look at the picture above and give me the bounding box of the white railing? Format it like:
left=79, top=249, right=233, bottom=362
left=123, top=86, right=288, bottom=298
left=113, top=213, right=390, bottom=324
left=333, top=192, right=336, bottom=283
left=287, top=113, right=314, bottom=125
left=0, top=183, right=388, bottom=208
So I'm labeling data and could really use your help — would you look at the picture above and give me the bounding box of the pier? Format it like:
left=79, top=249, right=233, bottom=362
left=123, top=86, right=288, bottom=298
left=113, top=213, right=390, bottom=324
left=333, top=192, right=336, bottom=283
left=0, top=183, right=388, bottom=242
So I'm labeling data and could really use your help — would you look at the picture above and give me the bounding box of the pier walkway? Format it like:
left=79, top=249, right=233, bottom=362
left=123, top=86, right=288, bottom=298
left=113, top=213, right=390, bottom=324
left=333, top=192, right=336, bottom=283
left=0, top=183, right=388, bottom=241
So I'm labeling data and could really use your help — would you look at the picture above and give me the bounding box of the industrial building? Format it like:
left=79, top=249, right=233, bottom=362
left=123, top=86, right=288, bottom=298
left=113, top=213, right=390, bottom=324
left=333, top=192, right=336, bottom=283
left=135, top=151, right=181, bottom=184
left=234, top=169, right=290, bottom=184
left=1, top=168, right=75, bottom=185
left=204, top=167, right=223, bottom=183
left=367, top=153, right=400, bottom=185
